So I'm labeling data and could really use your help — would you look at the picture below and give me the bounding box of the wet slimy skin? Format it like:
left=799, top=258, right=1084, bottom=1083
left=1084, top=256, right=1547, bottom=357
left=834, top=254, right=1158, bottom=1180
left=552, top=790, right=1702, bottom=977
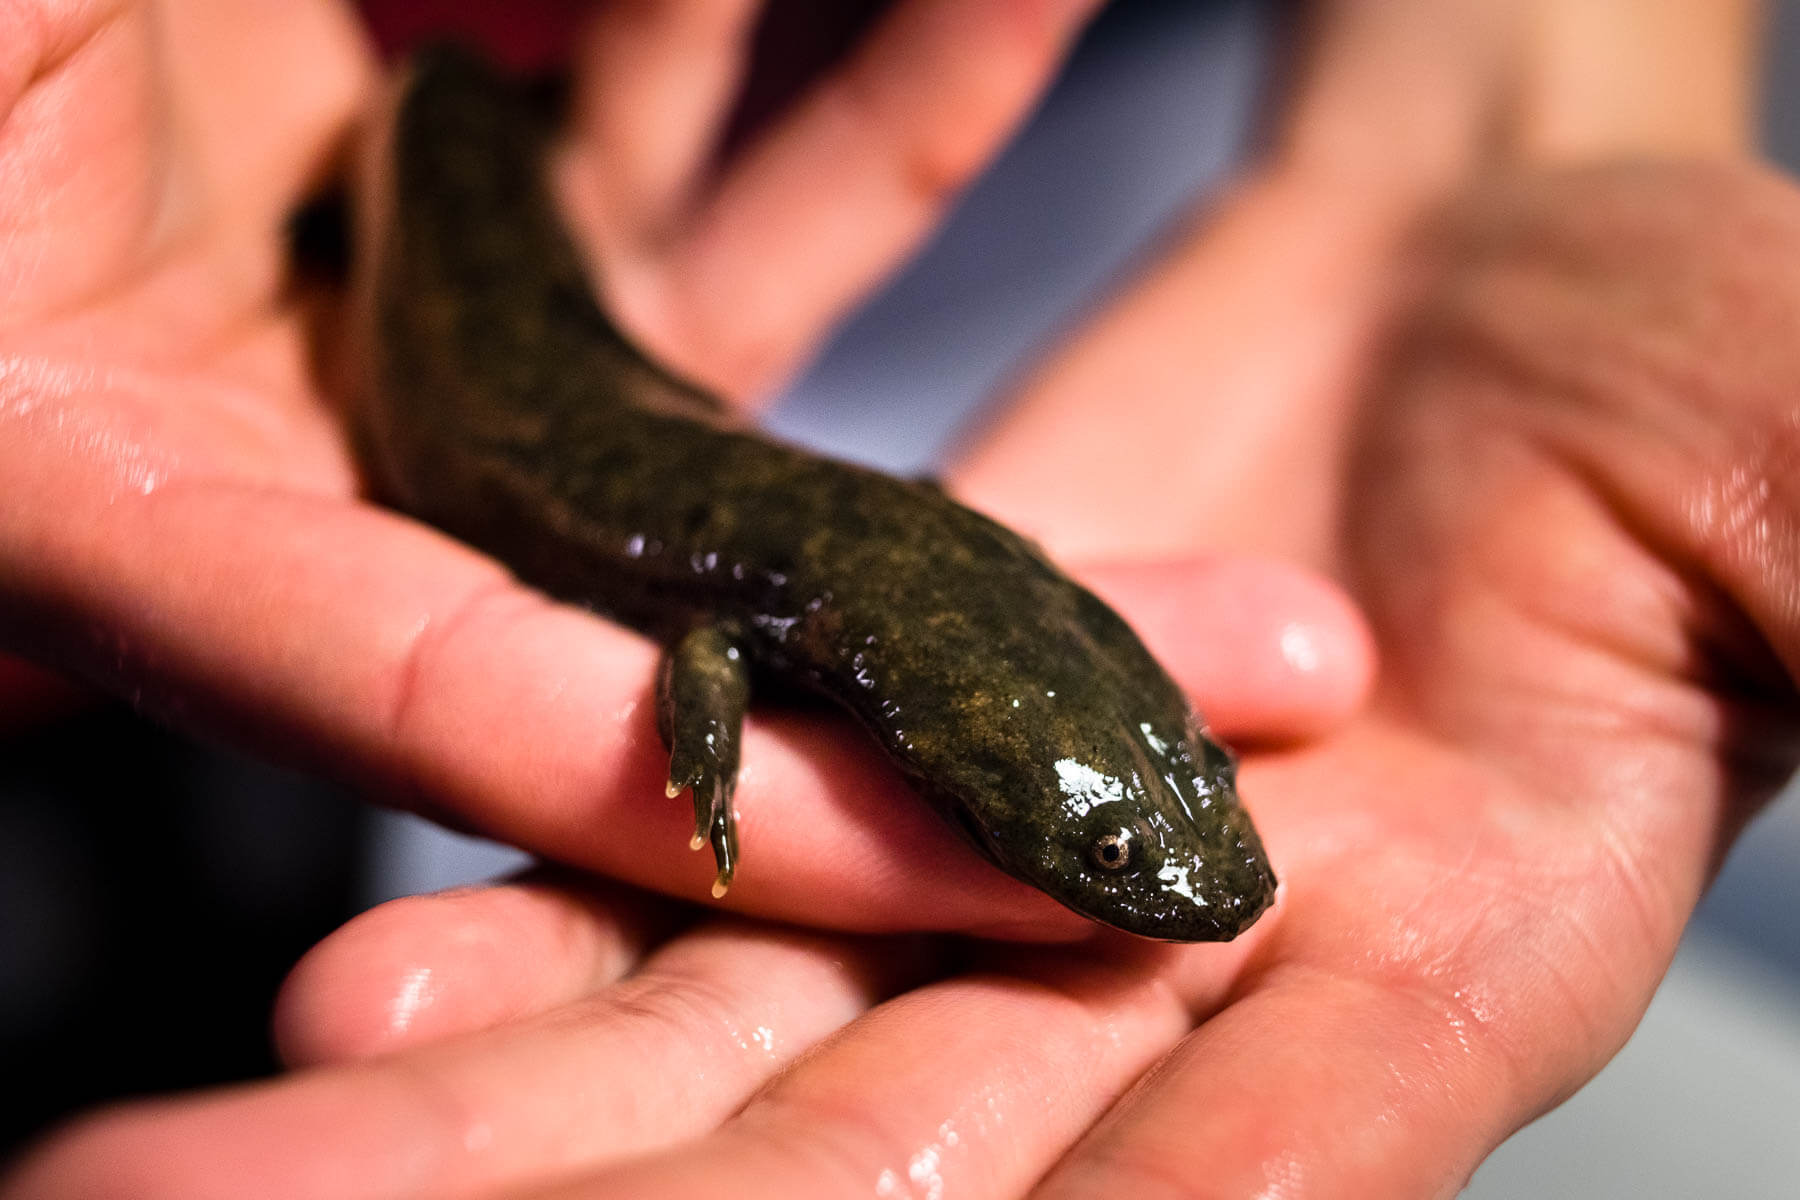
left=354, top=46, right=1276, bottom=941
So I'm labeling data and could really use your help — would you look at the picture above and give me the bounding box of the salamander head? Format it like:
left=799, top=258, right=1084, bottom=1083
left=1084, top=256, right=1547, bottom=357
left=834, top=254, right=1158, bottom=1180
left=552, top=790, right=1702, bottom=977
left=938, top=711, right=1277, bottom=942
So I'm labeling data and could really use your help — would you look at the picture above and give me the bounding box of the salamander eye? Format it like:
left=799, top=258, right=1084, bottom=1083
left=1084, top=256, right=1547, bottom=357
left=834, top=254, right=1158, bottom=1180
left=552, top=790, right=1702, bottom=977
left=1088, top=827, right=1136, bottom=874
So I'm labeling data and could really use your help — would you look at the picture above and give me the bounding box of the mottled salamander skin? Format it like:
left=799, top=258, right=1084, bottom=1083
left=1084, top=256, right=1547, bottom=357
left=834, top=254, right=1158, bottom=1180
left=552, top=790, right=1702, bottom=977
left=355, top=46, right=1275, bottom=941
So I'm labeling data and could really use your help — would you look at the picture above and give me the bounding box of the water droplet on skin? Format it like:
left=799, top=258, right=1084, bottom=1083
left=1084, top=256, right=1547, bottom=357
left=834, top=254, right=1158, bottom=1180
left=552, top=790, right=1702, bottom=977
left=907, top=1145, right=945, bottom=1200
left=387, top=966, right=436, bottom=1036
left=1278, top=623, right=1322, bottom=674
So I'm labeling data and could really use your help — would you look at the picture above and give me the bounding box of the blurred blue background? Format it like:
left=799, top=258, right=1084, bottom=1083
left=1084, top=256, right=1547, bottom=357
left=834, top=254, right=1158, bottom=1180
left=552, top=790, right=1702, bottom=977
left=4, top=0, right=1797, bottom=1190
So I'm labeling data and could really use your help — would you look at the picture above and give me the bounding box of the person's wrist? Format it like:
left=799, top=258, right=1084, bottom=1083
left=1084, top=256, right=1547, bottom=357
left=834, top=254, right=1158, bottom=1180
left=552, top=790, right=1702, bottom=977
left=1269, top=0, right=1762, bottom=225
left=1511, top=0, right=1762, bottom=162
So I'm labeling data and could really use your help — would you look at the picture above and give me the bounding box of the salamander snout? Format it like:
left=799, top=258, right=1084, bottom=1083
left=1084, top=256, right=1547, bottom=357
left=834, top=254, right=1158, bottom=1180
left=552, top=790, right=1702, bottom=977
left=978, top=723, right=1278, bottom=942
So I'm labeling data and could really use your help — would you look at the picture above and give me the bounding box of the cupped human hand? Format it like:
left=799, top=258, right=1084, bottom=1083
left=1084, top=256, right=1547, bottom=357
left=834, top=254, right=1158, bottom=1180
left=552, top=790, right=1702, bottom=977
left=18, top=154, right=1793, bottom=1200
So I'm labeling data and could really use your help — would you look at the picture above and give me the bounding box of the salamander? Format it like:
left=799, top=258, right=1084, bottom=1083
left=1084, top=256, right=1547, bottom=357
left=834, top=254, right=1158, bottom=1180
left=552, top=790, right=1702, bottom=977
left=352, top=45, right=1275, bottom=941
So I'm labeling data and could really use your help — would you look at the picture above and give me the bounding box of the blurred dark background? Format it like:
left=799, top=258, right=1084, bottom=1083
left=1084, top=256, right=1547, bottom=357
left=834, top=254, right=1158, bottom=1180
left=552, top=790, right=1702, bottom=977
left=0, top=713, right=364, bottom=1153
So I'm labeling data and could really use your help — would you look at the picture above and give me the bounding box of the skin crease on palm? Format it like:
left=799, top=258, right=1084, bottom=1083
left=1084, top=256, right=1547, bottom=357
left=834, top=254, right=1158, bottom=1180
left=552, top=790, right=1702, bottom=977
left=5, top=4, right=1799, bottom=1200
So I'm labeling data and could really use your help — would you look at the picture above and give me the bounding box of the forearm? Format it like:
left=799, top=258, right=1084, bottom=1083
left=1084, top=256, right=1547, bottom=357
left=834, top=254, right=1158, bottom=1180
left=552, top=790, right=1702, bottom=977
left=1273, top=0, right=1763, bottom=201
left=1514, top=0, right=1763, bottom=159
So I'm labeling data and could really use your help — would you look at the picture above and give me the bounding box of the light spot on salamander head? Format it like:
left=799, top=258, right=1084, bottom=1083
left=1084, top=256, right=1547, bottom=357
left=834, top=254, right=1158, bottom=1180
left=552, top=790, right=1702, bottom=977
left=950, top=718, right=1274, bottom=942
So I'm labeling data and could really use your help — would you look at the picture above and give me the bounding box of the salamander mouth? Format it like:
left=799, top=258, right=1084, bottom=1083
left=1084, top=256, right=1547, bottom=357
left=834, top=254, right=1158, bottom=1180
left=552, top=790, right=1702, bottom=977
left=1055, top=845, right=1279, bottom=942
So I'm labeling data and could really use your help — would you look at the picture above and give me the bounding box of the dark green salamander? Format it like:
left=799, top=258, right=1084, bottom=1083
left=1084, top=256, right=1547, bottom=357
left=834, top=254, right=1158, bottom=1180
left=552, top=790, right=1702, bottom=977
left=354, top=46, right=1275, bottom=941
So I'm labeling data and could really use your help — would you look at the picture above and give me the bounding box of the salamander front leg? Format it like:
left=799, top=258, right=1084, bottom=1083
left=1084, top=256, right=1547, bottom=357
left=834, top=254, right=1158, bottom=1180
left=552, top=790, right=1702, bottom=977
left=657, top=625, right=750, bottom=898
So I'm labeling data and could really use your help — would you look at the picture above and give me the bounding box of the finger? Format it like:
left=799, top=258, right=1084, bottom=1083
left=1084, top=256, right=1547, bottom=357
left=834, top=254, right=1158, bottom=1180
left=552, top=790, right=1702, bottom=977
left=274, top=872, right=686, bottom=1067
left=1, top=443, right=1357, bottom=934
left=5, top=922, right=939, bottom=1200
left=564, top=0, right=762, bottom=247
left=1078, top=556, right=1375, bottom=743
left=572, top=0, right=1106, bottom=400
left=1030, top=973, right=1522, bottom=1200
left=521, top=936, right=1257, bottom=1200
left=0, top=419, right=1045, bottom=936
